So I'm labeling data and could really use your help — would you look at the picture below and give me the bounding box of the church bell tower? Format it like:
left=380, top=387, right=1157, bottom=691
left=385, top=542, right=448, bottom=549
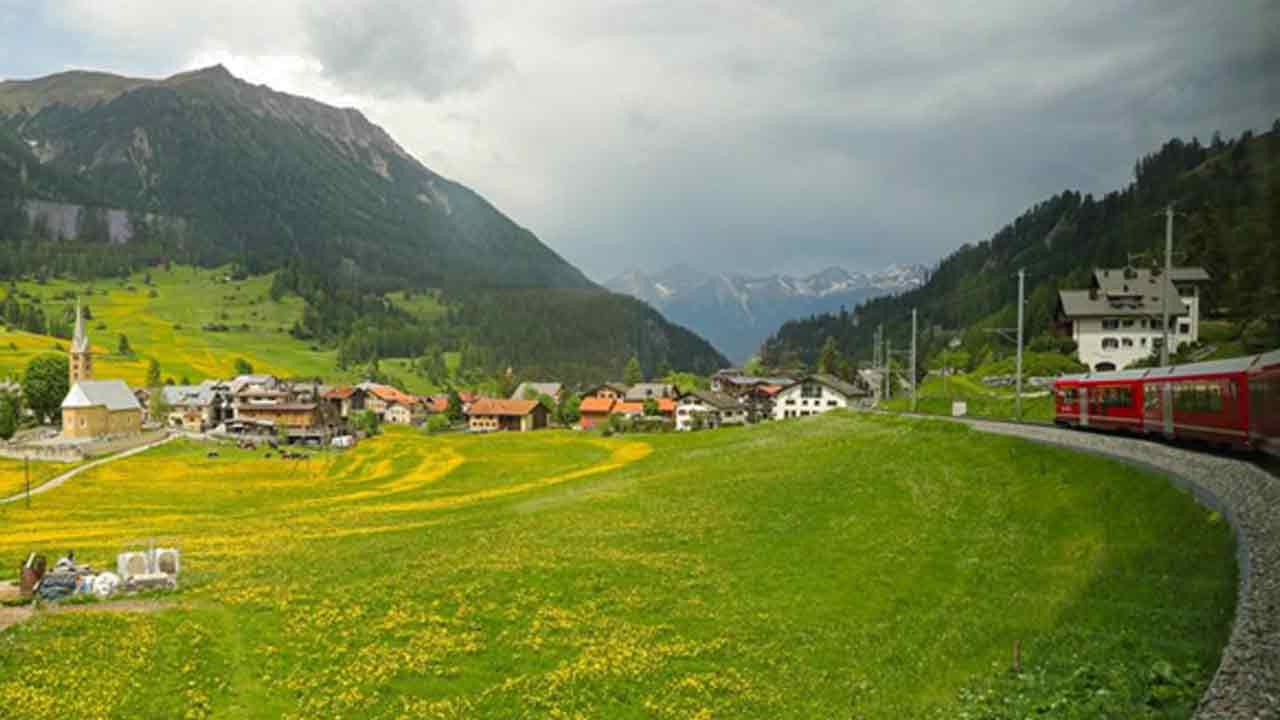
left=69, top=299, right=92, bottom=384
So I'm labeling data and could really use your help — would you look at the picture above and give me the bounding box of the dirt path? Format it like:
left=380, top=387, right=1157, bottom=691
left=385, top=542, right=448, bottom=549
left=0, top=599, right=171, bottom=633
left=0, top=433, right=175, bottom=506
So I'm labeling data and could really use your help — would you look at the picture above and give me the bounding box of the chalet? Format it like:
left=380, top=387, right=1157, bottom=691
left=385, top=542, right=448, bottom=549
left=710, top=371, right=795, bottom=398
left=160, top=381, right=232, bottom=432
left=1057, top=266, right=1209, bottom=371
left=578, top=397, right=615, bottom=430
left=384, top=401, right=421, bottom=426
left=466, top=398, right=549, bottom=433
left=772, top=374, right=869, bottom=420
left=675, top=390, right=745, bottom=431
left=743, top=383, right=784, bottom=422
left=358, top=383, right=419, bottom=419
left=511, top=382, right=563, bottom=402
left=321, top=386, right=368, bottom=419
left=583, top=383, right=629, bottom=401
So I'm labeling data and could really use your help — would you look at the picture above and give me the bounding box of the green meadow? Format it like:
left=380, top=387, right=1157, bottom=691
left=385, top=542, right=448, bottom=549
left=0, top=414, right=1234, bottom=718
left=883, top=372, right=1057, bottom=422
left=0, top=267, right=455, bottom=393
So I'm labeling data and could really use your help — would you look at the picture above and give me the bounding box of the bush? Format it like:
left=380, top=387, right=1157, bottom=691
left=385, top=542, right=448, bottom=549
left=424, top=414, right=452, bottom=434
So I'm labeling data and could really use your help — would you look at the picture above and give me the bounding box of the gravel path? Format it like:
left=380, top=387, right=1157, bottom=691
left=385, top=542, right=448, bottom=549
left=0, top=433, right=175, bottom=506
left=951, top=418, right=1278, bottom=719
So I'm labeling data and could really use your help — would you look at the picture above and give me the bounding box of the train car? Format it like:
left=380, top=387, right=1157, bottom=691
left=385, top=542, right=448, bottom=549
left=1054, top=349, right=1280, bottom=452
left=1053, top=369, right=1146, bottom=433
left=1247, top=349, right=1280, bottom=457
left=1142, top=356, right=1254, bottom=449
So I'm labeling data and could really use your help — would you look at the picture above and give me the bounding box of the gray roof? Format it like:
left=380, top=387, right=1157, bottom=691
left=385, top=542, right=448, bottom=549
left=787, top=373, right=869, bottom=398
left=161, top=384, right=225, bottom=408
left=62, top=380, right=142, bottom=412
left=511, top=382, right=562, bottom=400
left=1058, top=266, right=1204, bottom=319
left=624, top=383, right=674, bottom=401
left=1168, top=267, right=1210, bottom=283
left=680, top=389, right=741, bottom=411
left=1058, top=349, right=1277, bottom=382
left=229, top=374, right=278, bottom=394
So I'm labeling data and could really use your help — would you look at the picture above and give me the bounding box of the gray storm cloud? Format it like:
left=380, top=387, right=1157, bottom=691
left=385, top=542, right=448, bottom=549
left=302, top=0, right=510, bottom=100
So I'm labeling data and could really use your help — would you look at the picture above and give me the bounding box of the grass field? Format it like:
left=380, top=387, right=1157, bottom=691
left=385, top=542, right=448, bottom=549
left=0, top=414, right=1234, bottom=718
left=884, top=372, right=1056, bottom=422
left=0, top=456, right=76, bottom=500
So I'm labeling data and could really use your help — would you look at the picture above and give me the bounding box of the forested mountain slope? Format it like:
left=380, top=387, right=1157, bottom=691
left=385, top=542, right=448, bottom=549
left=0, top=66, right=727, bottom=380
left=763, top=123, right=1280, bottom=370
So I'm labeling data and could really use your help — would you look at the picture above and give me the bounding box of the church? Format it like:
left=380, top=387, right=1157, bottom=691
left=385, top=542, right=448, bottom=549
left=60, top=301, right=143, bottom=440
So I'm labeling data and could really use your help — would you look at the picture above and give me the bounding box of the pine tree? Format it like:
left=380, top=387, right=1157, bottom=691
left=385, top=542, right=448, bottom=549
left=623, top=356, right=643, bottom=384
left=146, top=358, right=162, bottom=388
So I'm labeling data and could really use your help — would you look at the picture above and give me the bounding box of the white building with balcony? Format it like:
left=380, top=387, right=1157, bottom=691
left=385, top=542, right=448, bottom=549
left=1057, top=267, right=1209, bottom=372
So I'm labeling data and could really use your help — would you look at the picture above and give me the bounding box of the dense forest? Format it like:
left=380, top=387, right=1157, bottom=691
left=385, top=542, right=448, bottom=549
left=763, top=122, right=1280, bottom=372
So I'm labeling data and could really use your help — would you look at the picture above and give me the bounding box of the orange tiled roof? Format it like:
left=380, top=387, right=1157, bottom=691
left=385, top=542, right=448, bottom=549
left=579, top=397, right=615, bottom=414
left=657, top=398, right=677, bottom=413
left=423, top=395, right=449, bottom=413
left=364, top=384, right=418, bottom=406
left=323, top=386, right=355, bottom=400
left=467, top=398, right=540, bottom=417
left=612, top=401, right=645, bottom=415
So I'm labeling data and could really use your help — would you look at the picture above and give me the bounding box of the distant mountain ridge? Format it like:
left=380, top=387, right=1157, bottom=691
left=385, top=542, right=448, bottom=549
left=606, top=264, right=927, bottom=362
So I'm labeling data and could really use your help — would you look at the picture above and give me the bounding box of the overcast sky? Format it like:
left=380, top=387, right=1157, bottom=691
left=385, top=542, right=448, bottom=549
left=1, top=1, right=1277, bottom=282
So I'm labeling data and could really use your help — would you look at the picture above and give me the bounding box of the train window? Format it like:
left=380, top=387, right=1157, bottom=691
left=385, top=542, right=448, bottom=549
left=1173, top=382, right=1223, bottom=413
left=1095, top=386, right=1133, bottom=407
left=1058, top=388, right=1078, bottom=403
left=1143, top=384, right=1159, bottom=411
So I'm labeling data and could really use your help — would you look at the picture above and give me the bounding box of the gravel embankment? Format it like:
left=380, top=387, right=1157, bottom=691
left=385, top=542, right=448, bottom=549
left=953, top=419, right=1278, bottom=719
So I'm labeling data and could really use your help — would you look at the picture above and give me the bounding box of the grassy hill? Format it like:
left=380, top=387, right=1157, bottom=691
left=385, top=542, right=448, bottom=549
left=0, top=266, right=334, bottom=386
left=0, top=415, right=1233, bottom=718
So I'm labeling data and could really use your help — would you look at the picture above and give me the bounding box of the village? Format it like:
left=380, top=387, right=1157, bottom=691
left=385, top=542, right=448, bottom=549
left=0, top=300, right=886, bottom=461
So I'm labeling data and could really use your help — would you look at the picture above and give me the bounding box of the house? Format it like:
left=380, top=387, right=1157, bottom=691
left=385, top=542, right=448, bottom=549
left=466, top=398, right=549, bottom=432
left=61, top=380, right=144, bottom=439
left=231, top=380, right=338, bottom=441
left=1057, top=266, right=1210, bottom=371
left=583, top=383, right=630, bottom=401
left=624, top=383, right=675, bottom=402
left=321, top=385, right=368, bottom=419
left=578, top=397, right=615, bottom=430
left=358, top=383, right=419, bottom=419
left=742, top=384, right=784, bottom=422
left=772, top=374, right=869, bottom=420
left=160, top=381, right=232, bottom=432
left=675, top=390, right=745, bottom=431
left=710, top=371, right=796, bottom=398
left=384, top=401, right=421, bottom=426
left=511, top=382, right=563, bottom=402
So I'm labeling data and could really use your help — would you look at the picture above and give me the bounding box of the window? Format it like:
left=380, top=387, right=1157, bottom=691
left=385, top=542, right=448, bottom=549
left=1179, top=322, right=1191, bottom=335
left=1140, top=338, right=1147, bottom=346
left=1102, top=319, right=1120, bottom=330
left=1057, top=388, right=1079, bottom=403
left=1101, top=337, right=1119, bottom=350
left=827, top=400, right=838, bottom=407
left=1122, top=338, right=1134, bottom=348
left=800, top=383, right=822, bottom=399
left=1122, top=319, right=1135, bottom=328
left=1094, top=386, right=1133, bottom=408
left=1173, top=382, right=1224, bottom=413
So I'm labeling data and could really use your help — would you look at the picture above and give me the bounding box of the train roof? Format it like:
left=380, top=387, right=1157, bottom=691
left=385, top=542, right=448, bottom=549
left=1055, top=348, right=1280, bottom=384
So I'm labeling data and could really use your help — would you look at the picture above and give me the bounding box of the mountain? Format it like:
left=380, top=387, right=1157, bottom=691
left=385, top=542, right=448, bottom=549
left=762, top=123, right=1280, bottom=370
left=606, top=264, right=927, bottom=362
left=0, top=66, right=728, bottom=380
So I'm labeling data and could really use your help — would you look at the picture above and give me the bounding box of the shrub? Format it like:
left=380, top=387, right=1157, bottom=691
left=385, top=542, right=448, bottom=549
left=424, top=414, right=452, bottom=434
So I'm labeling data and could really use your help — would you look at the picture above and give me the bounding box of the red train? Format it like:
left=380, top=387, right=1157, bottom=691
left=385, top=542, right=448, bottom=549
left=1053, top=349, right=1280, bottom=454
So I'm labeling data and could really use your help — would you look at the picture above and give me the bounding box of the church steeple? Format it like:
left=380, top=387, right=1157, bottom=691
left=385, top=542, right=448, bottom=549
left=69, top=299, right=92, bottom=384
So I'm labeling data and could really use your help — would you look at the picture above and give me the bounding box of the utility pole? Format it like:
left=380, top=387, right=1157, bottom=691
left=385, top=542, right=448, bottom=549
left=1016, top=268, right=1025, bottom=422
left=885, top=338, right=892, bottom=401
left=910, top=309, right=918, bottom=413
left=1160, top=204, right=1174, bottom=366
